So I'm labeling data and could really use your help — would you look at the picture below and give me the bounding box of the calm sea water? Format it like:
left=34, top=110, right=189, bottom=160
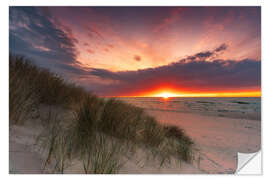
left=117, top=97, right=261, bottom=120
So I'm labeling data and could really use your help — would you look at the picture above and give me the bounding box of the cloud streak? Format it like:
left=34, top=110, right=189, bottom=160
left=186, top=43, right=228, bottom=61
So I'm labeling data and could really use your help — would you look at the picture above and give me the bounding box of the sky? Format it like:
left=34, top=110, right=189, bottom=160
left=9, top=7, right=261, bottom=97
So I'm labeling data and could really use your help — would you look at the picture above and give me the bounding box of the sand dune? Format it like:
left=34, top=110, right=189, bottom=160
left=9, top=123, right=202, bottom=174
left=9, top=106, right=202, bottom=174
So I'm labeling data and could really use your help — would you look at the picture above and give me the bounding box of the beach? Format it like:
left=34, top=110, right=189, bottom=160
left=148, top=110, right=261, bottom=173
left=120, top=97, right=261, bottom=173
left=9, top=97, right=261, bottom=174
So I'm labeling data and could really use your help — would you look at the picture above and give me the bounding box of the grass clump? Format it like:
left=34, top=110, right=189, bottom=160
left=164, top=125, right=194, bottom=161
left=81, top=134, right=125, bottom=174
left=73, top=96, right=127, bottom=174
left=99, top=98, right=144, bottom=141
left=9, top=57, right=38, bottom=124
left=71, top=97, right=195, bottom=168
left=90, top=98, right=195, bottom=165
left=73, top=95, right=104, bottom=153
left=9, top=55, right=86, bottom=110
left=139, top=115, right=165, bottom=147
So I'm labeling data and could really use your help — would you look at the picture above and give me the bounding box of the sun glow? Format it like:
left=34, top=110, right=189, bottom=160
left=139, top=89, right=261, bottom=98
left=154, top=92, right=181, bottom=99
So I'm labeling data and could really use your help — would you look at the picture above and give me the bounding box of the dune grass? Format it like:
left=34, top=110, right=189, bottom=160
left=9, top=55, right=86, bottom=111
left=72, top=95, right=104, bottom=153
left=10, top=55, right=196, bottom=173
left=9, top=57, right=38, bottom=124
left=81, top=134, right=125, bottom=174
left=74, top=97, right=195, bottom=167
left=36, top=98, right=126, bottom=173
left=36, top=109, right=73, bottom=173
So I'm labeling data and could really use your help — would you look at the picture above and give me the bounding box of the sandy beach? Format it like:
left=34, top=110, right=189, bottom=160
left=9, top=103, right=260, bottom=174
left=148, top=110, right=261, bottom=173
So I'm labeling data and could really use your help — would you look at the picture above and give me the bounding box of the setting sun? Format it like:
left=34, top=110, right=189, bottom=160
left=154, top=92, right=180, bottom=99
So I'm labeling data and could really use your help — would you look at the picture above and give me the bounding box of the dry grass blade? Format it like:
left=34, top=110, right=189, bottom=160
left=82, top=134, right=125, bottom=174
left=36, top=110, right=73, bottom=173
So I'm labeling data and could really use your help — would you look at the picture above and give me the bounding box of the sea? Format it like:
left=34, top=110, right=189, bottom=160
left=117, top=97, right=261, bottom=120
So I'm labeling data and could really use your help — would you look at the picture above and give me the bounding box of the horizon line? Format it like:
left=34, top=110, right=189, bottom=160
left=99, top=91, right=261, bottom=98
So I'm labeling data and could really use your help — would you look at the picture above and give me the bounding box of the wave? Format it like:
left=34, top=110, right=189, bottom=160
left=117, top=97, right=261, bottom=120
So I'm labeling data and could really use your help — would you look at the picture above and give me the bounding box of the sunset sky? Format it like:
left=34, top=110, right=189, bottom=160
left=9, top=7, right=261, bottom=97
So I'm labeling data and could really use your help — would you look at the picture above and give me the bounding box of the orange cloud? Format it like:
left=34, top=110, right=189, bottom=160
left=87, top=49, right=95, bottom=54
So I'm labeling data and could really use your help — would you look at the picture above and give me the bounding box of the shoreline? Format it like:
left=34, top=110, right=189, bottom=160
left=144, top=108, right=261, bottom=121
left=147, top=110, right=261, bottom=173
left=118, top=97, right=261, bottom=121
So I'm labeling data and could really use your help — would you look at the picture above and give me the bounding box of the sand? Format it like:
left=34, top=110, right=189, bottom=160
left=9, top=122, right=202, bottom=174
left=9, top=105, right=260, bottom=174
left=9, top=124, right=45, bottom=173
left=147, top=110, right=261, bottom=173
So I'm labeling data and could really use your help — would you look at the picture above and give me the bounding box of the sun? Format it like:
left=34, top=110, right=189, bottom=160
left=156, top=92, right=177, bottom=99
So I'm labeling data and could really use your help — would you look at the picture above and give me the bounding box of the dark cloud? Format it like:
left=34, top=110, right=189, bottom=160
left=9, top=7, right=79, bottom=70
left=187, top=43, right=228, bottom=61
left=194, top=51, right=213, bottom=58
left=215, top=43, right=228, bottom=52
left=134, top=55, right=141, bottom=61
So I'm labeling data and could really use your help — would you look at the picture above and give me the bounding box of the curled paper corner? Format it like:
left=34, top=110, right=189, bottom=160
left=235, top=151, right=262, bottom=175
